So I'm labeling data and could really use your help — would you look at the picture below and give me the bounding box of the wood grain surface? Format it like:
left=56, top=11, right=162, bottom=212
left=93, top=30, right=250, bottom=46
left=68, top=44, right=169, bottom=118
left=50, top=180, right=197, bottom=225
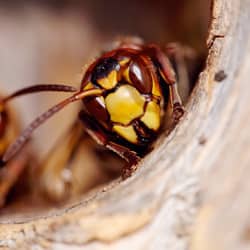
left=0, top=0, right=249, bottom=249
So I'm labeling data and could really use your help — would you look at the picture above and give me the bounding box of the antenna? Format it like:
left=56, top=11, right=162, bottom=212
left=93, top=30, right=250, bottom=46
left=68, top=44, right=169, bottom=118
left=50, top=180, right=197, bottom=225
left=2, top=88, right=103, bottom=163
left=2, top=84, right=77, bottom=104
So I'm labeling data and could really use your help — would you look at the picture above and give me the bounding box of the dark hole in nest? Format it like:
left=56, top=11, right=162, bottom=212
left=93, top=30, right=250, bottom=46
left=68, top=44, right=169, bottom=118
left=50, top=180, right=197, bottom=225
left=0, top=0, right=210, bottom=219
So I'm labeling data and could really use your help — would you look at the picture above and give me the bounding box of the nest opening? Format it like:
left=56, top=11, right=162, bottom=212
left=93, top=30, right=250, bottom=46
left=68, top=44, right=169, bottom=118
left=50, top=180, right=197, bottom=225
left=0, top=0, right=210, bottom=221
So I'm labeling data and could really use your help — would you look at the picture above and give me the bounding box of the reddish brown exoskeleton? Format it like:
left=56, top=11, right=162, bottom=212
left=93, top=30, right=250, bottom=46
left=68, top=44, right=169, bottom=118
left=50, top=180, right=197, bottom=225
left=0, top=93, right=28, bottom=206
left=0, top=85, right=79, bottom=205
left=1, top=39, right=184, bottom=180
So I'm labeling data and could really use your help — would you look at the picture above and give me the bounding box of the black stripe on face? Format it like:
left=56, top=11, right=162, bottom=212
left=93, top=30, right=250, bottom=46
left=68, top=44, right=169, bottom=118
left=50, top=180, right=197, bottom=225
left=91, top=58, right=120, bottom=84
left=133, top=120, right=156, bottom=145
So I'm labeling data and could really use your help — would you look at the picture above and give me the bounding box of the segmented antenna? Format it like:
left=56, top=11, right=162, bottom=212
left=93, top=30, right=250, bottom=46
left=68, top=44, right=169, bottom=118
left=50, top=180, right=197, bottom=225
left=2, top=84, right=77, bottom=103
left=2, top=88, right=103, bottom=163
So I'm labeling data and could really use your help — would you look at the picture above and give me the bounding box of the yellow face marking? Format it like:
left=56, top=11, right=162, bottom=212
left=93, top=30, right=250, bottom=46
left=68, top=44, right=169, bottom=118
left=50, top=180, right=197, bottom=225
left=119, top=58, right=130, bottom=66
left=123, top=66, right=131, bottom=83
left=105, top=85, right=145, bottom=125
left=141, top=101, right=161, bottom=131
left=151, top=79, right=162, bottom=97
left=83, top=82, right=95, bottom=90
left=113, top=125, right=137, bottom=143
left=97, top=70, right=118, bottom=89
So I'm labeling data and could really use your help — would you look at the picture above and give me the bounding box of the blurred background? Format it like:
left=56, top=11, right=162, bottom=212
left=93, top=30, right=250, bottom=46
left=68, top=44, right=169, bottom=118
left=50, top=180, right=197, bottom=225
left=0, top=0, right=211, bottom=214
left=0, top=0, right=210, bottom=155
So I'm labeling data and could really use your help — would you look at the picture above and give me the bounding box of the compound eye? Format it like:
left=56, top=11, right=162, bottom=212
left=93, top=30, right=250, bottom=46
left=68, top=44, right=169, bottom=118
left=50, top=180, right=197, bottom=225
left=129, top=60, right=152, bottom=94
